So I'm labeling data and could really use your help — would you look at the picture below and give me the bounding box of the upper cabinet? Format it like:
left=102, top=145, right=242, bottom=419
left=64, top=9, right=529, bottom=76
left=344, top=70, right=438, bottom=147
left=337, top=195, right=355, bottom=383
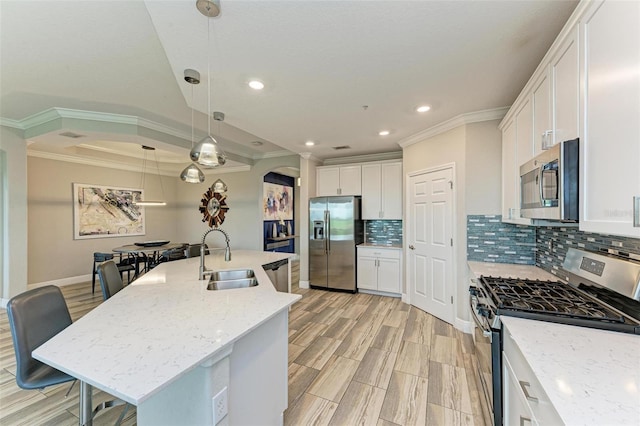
left=579, top=0, right=640, bottom=237
left=500, top=0, right=639, bottom=237
left=551, top=25, right=580, bottom=145
left=361, top=161, right=402, bottom=220
left=316, top=164, right=362, bottom=196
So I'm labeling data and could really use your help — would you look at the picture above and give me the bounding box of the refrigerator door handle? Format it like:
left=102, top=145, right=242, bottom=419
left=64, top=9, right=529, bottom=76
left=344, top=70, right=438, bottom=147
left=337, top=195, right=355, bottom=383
left=326, top=210, right=331, bottom=253
left=324, top=210, right=329, bottom=254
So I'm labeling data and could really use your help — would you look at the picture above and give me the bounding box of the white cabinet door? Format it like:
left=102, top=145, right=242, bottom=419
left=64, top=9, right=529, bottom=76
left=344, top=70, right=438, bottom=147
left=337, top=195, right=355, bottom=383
left=502, top=120, right=518, bottom=222
left=377, top=257, right=400, bottom=293
left=580, top=0, right=640, bottom=237
left=551, top=25, right=579, bottom=145
left=532, top=72, right=551, bottom=157
left=357, top=255, right=378, bottom=290
left=316, top=167, right=340, bottom=196
left=361, top=164, right=382, bottom=219
left=381, top=162, right=402, bottom=220
left=503, top=356, right=537, bottom=426
left=339, top=165, right=362, bottom=196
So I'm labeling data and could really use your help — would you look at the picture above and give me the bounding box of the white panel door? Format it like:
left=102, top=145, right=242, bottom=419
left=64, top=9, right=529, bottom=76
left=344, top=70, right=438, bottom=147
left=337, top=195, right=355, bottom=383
left=408, top=167, right=454, bottom=324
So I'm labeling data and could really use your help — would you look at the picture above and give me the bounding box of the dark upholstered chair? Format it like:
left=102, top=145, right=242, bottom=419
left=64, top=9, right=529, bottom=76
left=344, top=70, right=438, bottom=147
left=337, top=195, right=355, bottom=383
left=97, top=260, right=125, bottom=301
left=7, top=286, right=75, bottom=390
left=185, top=243, right=209, bottom=258
left=92, top=252, right=135, bottom=294
left=158, top=243, right=188, bottom=264
left=8, top=285, right=130, bottom=424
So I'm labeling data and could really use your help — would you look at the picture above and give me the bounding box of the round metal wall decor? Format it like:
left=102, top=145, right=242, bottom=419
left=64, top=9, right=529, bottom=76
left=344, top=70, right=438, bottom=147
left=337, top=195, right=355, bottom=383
left=199, top=186, right=229, bottom=228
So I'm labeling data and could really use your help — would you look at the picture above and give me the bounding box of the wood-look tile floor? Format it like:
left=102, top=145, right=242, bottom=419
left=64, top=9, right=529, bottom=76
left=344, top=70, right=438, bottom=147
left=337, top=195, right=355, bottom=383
left=0, top=260, right=485, bottom=425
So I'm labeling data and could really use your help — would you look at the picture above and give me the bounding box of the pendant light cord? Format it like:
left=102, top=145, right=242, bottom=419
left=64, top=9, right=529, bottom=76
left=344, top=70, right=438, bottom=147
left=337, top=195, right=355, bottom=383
left=154, top=149, right=167, bottom=200
left=207, top=13, right=211, bottom=137
left=191, top=83, right=194, bottom=149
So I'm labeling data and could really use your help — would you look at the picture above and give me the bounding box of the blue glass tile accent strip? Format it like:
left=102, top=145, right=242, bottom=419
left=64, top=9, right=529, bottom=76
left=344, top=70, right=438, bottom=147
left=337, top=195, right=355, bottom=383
left=365, top=220, right=403, bottom=246
left=466, top=215, right=535, bottom=264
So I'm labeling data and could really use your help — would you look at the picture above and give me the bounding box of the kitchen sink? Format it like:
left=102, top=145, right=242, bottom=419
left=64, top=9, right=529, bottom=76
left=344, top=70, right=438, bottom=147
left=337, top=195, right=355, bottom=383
left=207, top=277, right=258, bottom=290
left=208, top=269, right=255, bottom=281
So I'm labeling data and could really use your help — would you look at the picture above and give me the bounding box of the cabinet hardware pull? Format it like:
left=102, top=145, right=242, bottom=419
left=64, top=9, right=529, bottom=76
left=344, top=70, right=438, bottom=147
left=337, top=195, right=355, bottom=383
left=519, top=381, right=538, bottom=402
left=409, top=245, right=415, bottom=250
left=634, top=196, right=640, bottom=227
left=520, top=415, right=532, bottom=426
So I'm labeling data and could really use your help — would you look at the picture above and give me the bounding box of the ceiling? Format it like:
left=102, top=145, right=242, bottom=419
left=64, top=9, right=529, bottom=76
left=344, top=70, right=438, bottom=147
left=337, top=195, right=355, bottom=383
left=0, top=0, right=578, bottom=169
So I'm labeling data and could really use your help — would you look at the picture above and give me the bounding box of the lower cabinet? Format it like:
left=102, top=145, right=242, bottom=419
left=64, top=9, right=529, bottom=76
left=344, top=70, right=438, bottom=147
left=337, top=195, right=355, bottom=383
left=357, top=247, right=401, bottom=295
left=503, top=326, right=563, bottom=425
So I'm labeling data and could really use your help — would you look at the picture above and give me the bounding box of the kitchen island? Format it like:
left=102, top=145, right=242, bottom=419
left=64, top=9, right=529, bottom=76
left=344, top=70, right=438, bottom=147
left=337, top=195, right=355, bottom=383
left=33, top=250, right=301, bottom=425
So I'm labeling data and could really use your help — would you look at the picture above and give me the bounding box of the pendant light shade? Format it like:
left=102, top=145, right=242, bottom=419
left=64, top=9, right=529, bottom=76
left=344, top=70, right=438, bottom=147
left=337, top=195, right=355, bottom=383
left=212, top=178, right=228, bottom=194
left=190, top=135, right=226, bottom=167
left=180, top=162, right=206, bottom=183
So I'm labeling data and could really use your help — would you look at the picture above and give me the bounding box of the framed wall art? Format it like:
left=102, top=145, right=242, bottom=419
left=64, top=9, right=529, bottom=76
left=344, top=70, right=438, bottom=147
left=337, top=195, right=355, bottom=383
left=262, top=182, right=293, bottom=220
left=73, top=183, right=145, bottom=239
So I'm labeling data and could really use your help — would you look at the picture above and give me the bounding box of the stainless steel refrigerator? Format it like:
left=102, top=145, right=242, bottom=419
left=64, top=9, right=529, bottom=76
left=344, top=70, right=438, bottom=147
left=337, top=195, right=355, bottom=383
left=309, top=196, right=364, bottom=292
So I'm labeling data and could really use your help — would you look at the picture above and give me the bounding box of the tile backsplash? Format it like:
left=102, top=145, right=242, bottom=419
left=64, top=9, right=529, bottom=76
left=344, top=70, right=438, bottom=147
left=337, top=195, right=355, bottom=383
left=536, top=226, right=640, bottom=275
left=467, top=214, right=640, bottom=273
left=466, top=215, right=536, bottom=264
left=365, top=220, right=403, bottom=246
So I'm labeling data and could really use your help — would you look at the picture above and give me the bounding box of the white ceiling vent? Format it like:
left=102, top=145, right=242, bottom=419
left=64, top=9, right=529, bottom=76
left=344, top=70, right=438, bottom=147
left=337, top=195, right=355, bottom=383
left=59, top=131, right=85, bottom=139
left=332, top=145, right=351, bottom=151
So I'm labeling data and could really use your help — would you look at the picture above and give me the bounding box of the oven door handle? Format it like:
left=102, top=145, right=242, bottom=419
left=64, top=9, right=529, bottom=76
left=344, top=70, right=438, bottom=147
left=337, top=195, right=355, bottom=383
left=469, top=293, right=492, bottom=339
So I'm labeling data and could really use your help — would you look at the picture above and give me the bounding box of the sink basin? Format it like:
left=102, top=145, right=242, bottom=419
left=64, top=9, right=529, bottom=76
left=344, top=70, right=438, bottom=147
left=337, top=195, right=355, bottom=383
left=207, top=277, right=258, bottom=290
left=208, top=269, right=255, bottom=281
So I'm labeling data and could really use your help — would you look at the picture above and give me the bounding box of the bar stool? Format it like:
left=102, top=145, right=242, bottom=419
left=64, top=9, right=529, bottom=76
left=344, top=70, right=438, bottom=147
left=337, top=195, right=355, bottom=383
left=92, top=252, right=135, bottom=294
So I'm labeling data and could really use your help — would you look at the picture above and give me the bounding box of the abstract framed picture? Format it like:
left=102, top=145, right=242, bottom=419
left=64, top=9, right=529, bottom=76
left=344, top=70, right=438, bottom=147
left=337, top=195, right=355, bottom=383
left=263, top=182, right=293, bottom=220
left=73, top=183, right=145, bottom=239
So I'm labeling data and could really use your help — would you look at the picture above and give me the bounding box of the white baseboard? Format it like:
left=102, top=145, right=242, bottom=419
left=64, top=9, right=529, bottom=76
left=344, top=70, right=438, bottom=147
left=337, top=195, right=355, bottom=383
left=455, top=318, right=473, bottom=334
left=28, top=274, right=93, bottom=290
left=401, top=293, right=410, bottom=304
left=0, top=298, right=8, bottom=309
left=358, top=289, right=401, bottom=298
left=298, top=280, right=309, bottom=289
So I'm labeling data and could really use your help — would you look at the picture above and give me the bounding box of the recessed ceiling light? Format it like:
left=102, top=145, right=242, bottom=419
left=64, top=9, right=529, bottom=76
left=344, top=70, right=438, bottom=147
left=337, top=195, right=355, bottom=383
left=416, top=105, right=431, bottom=113
left=248, top=80, right=264, bottom=90
left=378, top=130, right=390, bottom=136
left=305, top=141, right=315, bottom=146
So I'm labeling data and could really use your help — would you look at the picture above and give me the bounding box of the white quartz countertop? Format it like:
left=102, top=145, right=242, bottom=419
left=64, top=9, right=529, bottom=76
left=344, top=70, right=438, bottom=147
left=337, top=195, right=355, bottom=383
left=467, top=260, right=560, bottom=281
left=33, top=250, right=301, bottom=405
left=357, top=243, right=402, bottom=250
left=501, top=316, right=640, bottom=425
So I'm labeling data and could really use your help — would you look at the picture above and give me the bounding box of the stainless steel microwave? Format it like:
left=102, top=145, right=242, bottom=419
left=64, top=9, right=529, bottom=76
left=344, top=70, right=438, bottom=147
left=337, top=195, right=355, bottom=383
left=520, top=138, right=579, bottom=222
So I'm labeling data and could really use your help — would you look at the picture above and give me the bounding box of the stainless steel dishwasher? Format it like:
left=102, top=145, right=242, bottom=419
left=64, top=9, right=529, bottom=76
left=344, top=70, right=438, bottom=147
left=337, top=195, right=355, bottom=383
left=262, top=259, right=289, bottom=292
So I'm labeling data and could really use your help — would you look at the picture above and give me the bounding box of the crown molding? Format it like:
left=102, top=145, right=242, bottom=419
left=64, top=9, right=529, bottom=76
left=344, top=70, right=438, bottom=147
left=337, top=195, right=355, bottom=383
left=253, top=150, right=297, bottom=160
left=397, top=107, right=509, bottom=148
left=0, top=118, right=23, bottom=129
left=299, top=152, right=321, bottom=163
left=322, top=151, right=402, bottom=166
left=27, top=150, right=250, bottom=175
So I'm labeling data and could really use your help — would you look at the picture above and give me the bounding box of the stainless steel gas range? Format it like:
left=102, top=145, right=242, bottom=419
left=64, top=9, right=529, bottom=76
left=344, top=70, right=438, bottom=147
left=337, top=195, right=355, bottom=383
left=469, top=248, right=640, bottom=426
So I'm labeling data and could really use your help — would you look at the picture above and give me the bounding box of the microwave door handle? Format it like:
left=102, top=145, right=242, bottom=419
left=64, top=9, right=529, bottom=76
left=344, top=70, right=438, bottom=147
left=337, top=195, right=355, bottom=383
left=538, top=166, right=545, bottom=202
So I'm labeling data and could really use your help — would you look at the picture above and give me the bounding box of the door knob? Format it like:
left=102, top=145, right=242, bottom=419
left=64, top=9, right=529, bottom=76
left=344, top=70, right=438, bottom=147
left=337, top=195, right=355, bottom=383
left=409, top=245, right=415, bottom=250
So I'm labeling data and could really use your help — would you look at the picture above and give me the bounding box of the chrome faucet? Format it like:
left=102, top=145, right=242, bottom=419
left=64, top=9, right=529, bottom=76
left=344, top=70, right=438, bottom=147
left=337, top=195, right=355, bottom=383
left=199, top=228, right=231, bottom=280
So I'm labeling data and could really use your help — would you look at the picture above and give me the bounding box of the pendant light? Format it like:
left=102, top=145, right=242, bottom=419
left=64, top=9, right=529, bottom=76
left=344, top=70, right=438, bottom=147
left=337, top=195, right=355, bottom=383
left=190, top=0, right=226, bottom=168
left=180, top=68, right=206, bottom=183
left=134, top=145, right=167, bottom=206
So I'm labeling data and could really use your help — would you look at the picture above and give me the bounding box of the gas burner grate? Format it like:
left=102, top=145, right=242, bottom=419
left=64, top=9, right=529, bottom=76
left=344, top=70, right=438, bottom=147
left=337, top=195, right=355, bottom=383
left=481, top=276, right=626, bottom=323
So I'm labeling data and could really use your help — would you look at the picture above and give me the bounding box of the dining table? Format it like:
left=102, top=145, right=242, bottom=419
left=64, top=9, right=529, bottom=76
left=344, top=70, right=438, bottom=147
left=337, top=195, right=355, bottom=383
left=113, top=242, right=185, bottom=278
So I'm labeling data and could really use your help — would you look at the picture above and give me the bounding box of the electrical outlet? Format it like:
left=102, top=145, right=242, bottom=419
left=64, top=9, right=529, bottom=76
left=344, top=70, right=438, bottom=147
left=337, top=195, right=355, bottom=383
left=212, top=386, right=228, bottom=425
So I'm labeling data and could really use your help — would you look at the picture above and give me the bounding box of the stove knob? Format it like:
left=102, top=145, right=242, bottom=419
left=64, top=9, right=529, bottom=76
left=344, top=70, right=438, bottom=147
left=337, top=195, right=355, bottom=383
left=469, top=286, right=478, bottom=296
left=477, top=304, right=491, bottom=317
